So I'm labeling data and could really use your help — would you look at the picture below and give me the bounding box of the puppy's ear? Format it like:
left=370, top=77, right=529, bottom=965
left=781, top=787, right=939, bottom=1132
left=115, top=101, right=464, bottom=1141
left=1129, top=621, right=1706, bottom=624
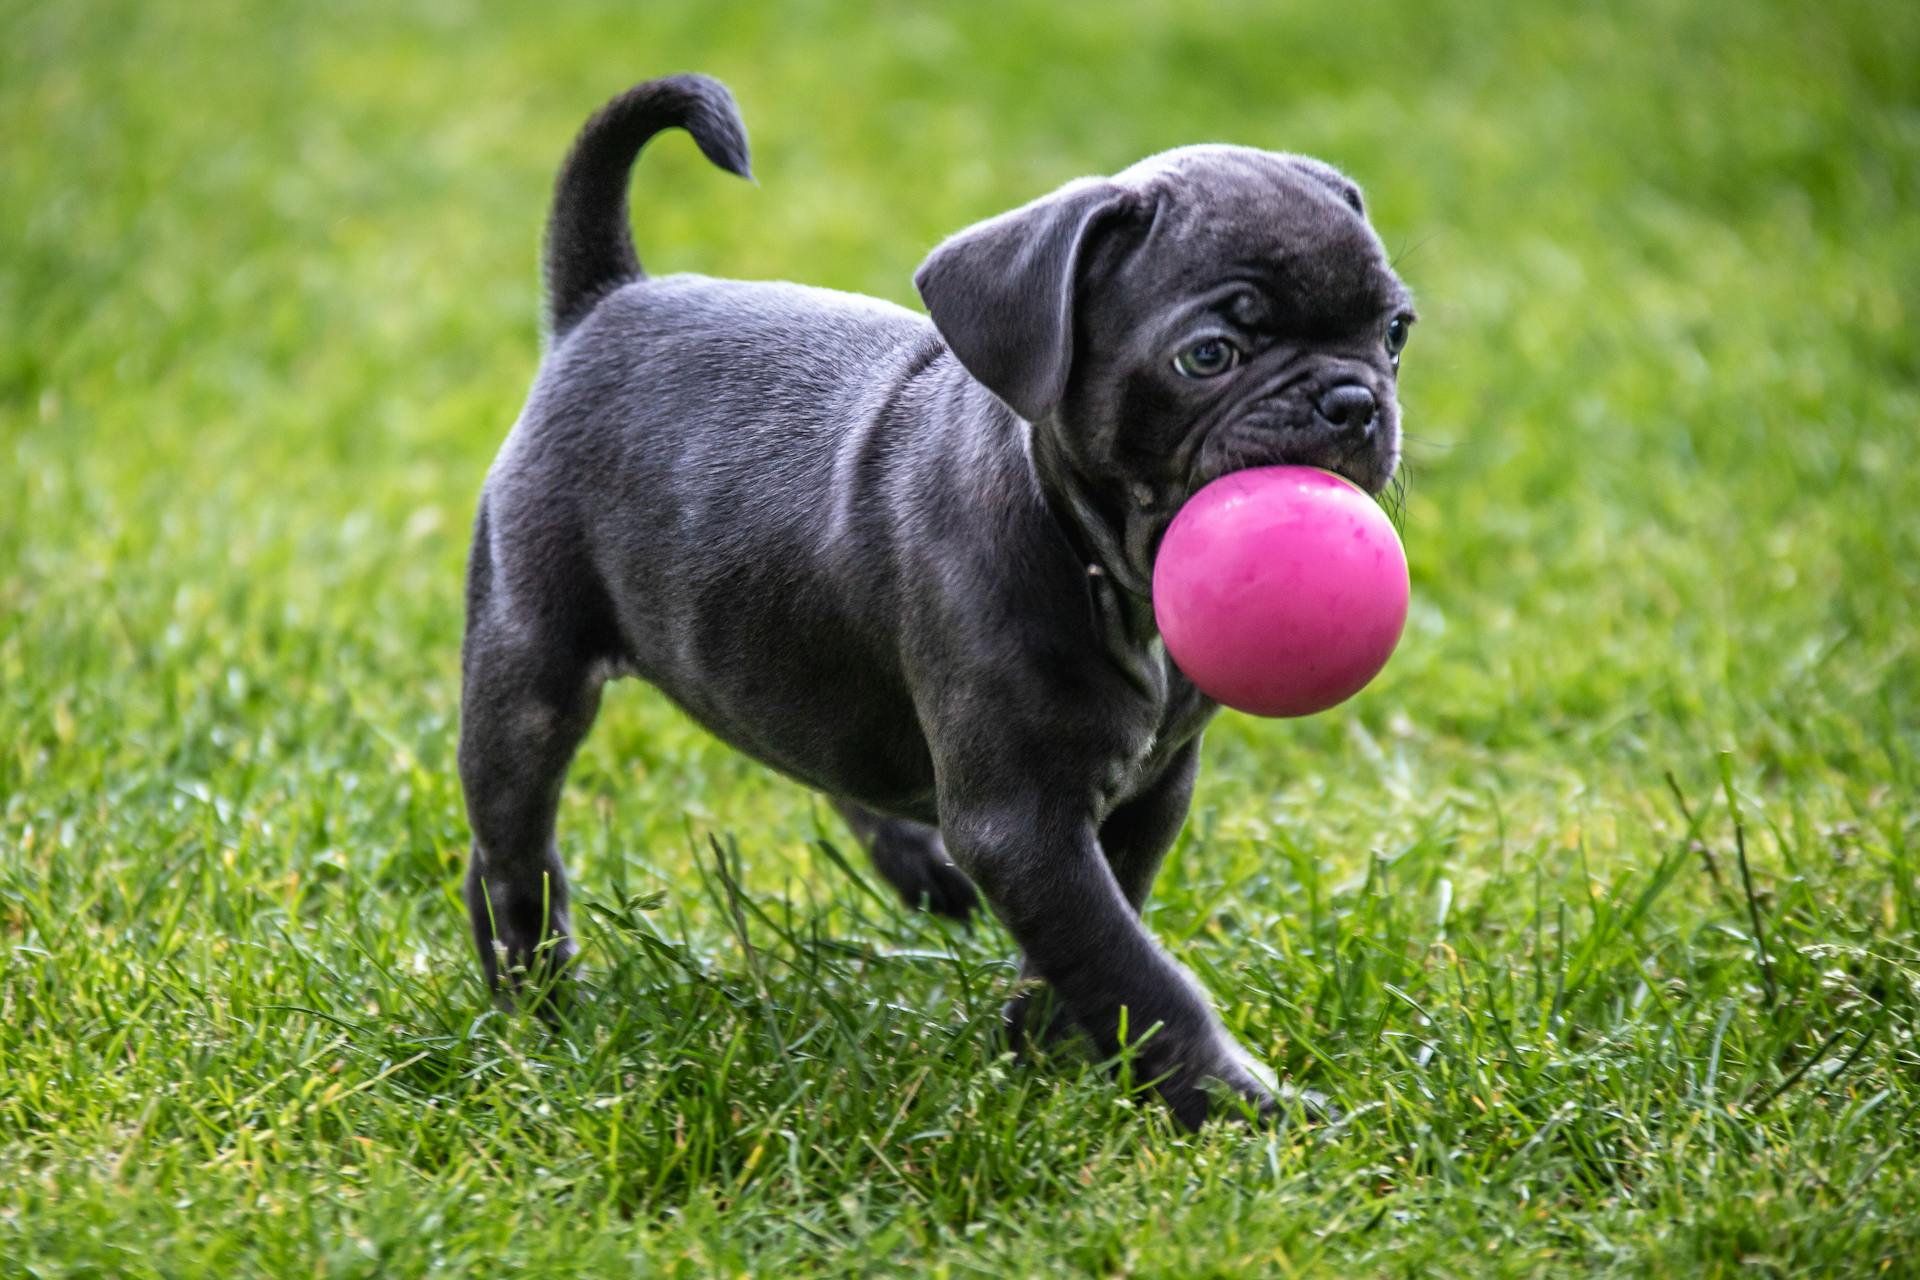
left=1286, top=155, right=1365, bottom=217
left=914, top=179, right=1132, bottom=423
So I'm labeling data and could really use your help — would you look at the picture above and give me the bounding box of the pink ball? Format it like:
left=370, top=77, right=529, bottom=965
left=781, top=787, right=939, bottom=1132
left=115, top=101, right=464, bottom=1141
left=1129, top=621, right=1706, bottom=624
left=1152, top=466, right=1408, bottom=718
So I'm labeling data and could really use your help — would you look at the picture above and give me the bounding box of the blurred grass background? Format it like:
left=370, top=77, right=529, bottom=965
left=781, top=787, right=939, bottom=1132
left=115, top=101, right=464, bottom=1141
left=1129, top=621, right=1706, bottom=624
left=3, top=0, right=1917, bottom=1275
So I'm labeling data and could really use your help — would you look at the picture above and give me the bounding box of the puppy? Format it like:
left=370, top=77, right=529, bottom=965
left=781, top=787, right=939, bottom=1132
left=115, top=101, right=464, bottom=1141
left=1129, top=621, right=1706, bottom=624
left=460, top=74, right=1413, bottom=1129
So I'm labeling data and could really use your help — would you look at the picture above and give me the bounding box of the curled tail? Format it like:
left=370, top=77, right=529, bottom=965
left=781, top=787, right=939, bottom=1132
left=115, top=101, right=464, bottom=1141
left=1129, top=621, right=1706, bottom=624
left=543, top=74, right=752, bottom=338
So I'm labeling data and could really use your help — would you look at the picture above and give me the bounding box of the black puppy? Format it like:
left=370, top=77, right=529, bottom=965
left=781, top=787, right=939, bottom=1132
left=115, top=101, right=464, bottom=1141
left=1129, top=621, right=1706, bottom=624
left=460, top=74, right=1413, bottom=1129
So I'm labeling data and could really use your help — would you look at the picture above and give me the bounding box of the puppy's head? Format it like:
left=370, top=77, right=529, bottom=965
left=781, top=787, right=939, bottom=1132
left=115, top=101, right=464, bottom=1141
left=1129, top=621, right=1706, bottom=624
left=917, top=146, right=1413, bottom=578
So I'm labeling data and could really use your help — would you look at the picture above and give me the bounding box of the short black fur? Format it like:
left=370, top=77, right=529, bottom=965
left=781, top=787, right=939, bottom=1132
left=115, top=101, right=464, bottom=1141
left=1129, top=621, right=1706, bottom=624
left=460, top=74, right=1413, bottom=1129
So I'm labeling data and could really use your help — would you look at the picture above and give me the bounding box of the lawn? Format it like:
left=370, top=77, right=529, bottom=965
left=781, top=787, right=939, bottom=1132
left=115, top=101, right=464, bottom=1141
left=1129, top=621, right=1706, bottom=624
left=3, top=0, right=1917, bottom=1274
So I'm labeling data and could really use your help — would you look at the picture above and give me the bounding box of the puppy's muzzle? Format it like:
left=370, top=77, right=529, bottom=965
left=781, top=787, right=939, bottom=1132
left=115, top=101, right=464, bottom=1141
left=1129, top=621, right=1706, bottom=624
left=1190, top=380, right=1396, bottom=498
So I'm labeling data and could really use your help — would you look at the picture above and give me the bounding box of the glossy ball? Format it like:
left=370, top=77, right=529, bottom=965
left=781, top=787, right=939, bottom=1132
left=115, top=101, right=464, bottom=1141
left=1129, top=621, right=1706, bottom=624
left=1152, top=466, right=1409, bottom=718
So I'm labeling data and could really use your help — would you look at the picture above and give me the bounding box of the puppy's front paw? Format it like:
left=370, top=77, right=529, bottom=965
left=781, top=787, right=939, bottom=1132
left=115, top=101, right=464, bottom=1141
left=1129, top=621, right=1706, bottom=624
left=1150, top=1035, right=1299, bottom=1131
left=1001, top=981, right=1074, bottom=1059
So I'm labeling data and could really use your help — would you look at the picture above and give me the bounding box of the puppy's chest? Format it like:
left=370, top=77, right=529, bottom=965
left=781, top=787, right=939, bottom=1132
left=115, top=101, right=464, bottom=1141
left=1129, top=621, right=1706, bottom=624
left=1096, top=647, right=1214, bottom=813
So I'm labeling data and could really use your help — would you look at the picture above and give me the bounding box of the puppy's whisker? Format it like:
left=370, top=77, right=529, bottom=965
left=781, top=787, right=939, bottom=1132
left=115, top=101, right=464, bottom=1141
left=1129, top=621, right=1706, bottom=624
left=1387, top=232, right=1440, bottom=272
left=1379, top=465, right=1410, bottom=535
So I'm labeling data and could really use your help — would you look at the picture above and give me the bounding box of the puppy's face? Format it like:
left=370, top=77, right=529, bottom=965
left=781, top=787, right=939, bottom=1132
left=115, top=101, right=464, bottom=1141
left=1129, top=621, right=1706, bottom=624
left=917, top=146, right=1413, bottom=573
left=1067, top=147, right=1413, bottom=502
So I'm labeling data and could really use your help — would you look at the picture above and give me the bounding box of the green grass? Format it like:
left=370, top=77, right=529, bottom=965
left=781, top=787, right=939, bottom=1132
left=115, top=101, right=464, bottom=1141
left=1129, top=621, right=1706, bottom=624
left=3, top=0, right=1918, bottom=1274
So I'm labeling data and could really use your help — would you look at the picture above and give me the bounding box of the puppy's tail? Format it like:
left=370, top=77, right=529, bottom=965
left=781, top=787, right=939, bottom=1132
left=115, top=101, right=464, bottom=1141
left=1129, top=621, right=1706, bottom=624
left=543, top=74, right=752, bottom=339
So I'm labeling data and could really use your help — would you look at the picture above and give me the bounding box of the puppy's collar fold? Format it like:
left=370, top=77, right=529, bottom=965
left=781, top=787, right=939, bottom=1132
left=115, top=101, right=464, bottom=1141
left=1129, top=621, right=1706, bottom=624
left=1028, top=426, right=1170, bottom=688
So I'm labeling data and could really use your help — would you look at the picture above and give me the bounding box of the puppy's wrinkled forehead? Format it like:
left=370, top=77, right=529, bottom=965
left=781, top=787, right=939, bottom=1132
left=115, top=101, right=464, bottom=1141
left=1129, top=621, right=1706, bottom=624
left=1108, top=145, right=1403, bottom=329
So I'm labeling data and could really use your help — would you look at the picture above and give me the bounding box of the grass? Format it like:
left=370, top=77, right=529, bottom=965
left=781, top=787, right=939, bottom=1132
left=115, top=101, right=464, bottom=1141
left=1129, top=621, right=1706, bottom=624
left=2, top=0, right=1917, bottom=1274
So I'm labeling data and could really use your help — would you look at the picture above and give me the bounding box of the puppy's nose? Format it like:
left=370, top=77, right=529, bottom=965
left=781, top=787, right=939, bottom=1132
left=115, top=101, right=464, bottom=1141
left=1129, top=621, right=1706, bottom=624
left=1315, top=384, right=1377, bottom=438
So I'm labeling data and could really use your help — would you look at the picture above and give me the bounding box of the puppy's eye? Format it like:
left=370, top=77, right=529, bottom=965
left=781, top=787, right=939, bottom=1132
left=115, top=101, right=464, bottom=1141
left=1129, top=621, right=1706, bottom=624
left=1173, top=338, right=1240, bottom=379
left=1385, top=314, right=1413, bottom=358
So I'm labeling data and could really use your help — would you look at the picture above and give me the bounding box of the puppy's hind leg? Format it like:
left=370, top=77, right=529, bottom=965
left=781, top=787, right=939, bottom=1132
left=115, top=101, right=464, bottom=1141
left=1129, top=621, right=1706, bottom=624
left=831, top=799, right=979, bottom=922
left=458, top=512, right=607, bottom=1008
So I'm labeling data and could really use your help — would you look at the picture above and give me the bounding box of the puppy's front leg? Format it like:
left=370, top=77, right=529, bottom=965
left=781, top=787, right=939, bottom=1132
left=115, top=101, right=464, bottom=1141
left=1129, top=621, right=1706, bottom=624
left=942, top=799, right=1274, bottom=1129
left=1004, top=740, right=1202, bottom=1050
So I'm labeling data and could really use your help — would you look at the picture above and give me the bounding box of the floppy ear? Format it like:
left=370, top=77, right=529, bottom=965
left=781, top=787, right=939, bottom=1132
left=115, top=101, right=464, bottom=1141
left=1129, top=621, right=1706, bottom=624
left=1285, top=155, right=1365, bottom=216
left=913, top=178, right=1131, bottom=423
